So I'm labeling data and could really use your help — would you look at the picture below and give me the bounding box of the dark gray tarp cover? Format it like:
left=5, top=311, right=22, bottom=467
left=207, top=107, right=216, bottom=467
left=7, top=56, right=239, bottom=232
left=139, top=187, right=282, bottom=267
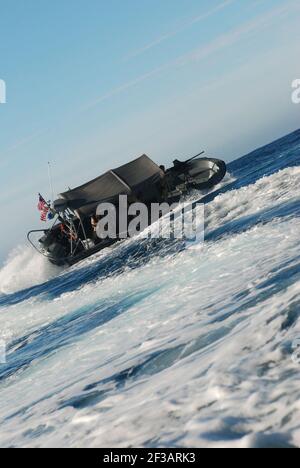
left=60, top=155, right=164, bottom=217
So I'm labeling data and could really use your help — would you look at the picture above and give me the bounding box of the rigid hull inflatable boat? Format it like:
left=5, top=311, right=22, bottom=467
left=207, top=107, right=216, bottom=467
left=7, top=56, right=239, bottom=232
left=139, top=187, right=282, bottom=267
left=28, top=153, right=226, bottom=266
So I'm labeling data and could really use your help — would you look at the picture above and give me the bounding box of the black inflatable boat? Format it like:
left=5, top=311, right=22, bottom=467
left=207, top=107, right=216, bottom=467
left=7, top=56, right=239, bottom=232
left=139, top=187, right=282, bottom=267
left=28, top=152, right=226, bottom=266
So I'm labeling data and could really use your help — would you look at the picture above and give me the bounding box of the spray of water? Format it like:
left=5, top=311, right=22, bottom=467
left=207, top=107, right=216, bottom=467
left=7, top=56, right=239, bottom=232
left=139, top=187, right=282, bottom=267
left=0, top=245, right=61, bottom=295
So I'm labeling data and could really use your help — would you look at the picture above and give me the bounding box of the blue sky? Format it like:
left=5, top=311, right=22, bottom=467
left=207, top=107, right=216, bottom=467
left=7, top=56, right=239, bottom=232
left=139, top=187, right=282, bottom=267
left=0, top=0, right=300, bottom=264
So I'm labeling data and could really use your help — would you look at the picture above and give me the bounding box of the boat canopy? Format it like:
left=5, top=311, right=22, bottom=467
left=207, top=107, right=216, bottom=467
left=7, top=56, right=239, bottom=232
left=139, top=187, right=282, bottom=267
left=60, top=155, right=164, bottom=217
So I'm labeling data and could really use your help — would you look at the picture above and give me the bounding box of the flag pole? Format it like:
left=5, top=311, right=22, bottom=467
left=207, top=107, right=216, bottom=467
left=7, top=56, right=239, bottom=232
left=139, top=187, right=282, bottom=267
left=47, top=161, right=55, bottom=204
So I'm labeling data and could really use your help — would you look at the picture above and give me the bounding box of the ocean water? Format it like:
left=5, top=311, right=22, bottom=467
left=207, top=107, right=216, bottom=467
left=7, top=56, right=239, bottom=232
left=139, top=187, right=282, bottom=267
left=0, top=130, right=300, bottom=448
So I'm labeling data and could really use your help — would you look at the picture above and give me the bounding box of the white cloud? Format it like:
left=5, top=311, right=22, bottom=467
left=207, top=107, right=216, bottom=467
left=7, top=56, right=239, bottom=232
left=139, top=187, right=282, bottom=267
left=124, top=0, right=235, bottom=61
left=83, top=66, right=167, bottom=110
left=88, top=0, right=299, bottom=109
left=176, top=2, right=295, bottom=65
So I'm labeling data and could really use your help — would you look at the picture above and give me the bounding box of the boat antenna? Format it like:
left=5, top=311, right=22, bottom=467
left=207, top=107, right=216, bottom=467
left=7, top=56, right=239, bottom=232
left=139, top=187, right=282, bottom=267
left=47, top=161, right=55, bottom=204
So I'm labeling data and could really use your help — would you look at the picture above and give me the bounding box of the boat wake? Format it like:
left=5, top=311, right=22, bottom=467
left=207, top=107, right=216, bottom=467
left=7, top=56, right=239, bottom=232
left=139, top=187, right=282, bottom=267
left=0, top=246, right=62, bottom=295
left=0, top=130, right=300, bottom=448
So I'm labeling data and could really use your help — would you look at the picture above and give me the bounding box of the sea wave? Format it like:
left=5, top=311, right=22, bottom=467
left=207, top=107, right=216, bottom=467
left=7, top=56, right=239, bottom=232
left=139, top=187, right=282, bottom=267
left=0, top=132, right=300, bottom=447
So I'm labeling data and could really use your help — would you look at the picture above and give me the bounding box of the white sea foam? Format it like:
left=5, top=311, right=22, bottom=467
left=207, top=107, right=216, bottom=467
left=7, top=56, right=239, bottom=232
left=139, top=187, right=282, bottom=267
left=0, top=165, right=299, bottom=447
left=0, top=246, right=61, bottom=295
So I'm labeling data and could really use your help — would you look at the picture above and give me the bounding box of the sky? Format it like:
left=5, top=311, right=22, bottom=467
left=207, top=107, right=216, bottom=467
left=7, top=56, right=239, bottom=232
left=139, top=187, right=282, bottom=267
left=0, top=0, right=300, bottom=264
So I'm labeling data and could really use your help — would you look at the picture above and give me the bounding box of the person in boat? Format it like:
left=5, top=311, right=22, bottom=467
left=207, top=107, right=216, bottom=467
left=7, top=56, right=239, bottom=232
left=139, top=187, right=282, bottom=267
left=91, top=214, right=103, bottom=244
left=60, top=223, right=77, bottom=242
left=91, top=215, right=98, bottom=233
left=159, top=165, right=170, bottom=201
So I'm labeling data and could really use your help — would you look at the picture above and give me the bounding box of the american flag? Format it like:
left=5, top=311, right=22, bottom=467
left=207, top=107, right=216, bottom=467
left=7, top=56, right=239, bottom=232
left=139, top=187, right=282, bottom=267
left=37, top=194, right=49, bottom=222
